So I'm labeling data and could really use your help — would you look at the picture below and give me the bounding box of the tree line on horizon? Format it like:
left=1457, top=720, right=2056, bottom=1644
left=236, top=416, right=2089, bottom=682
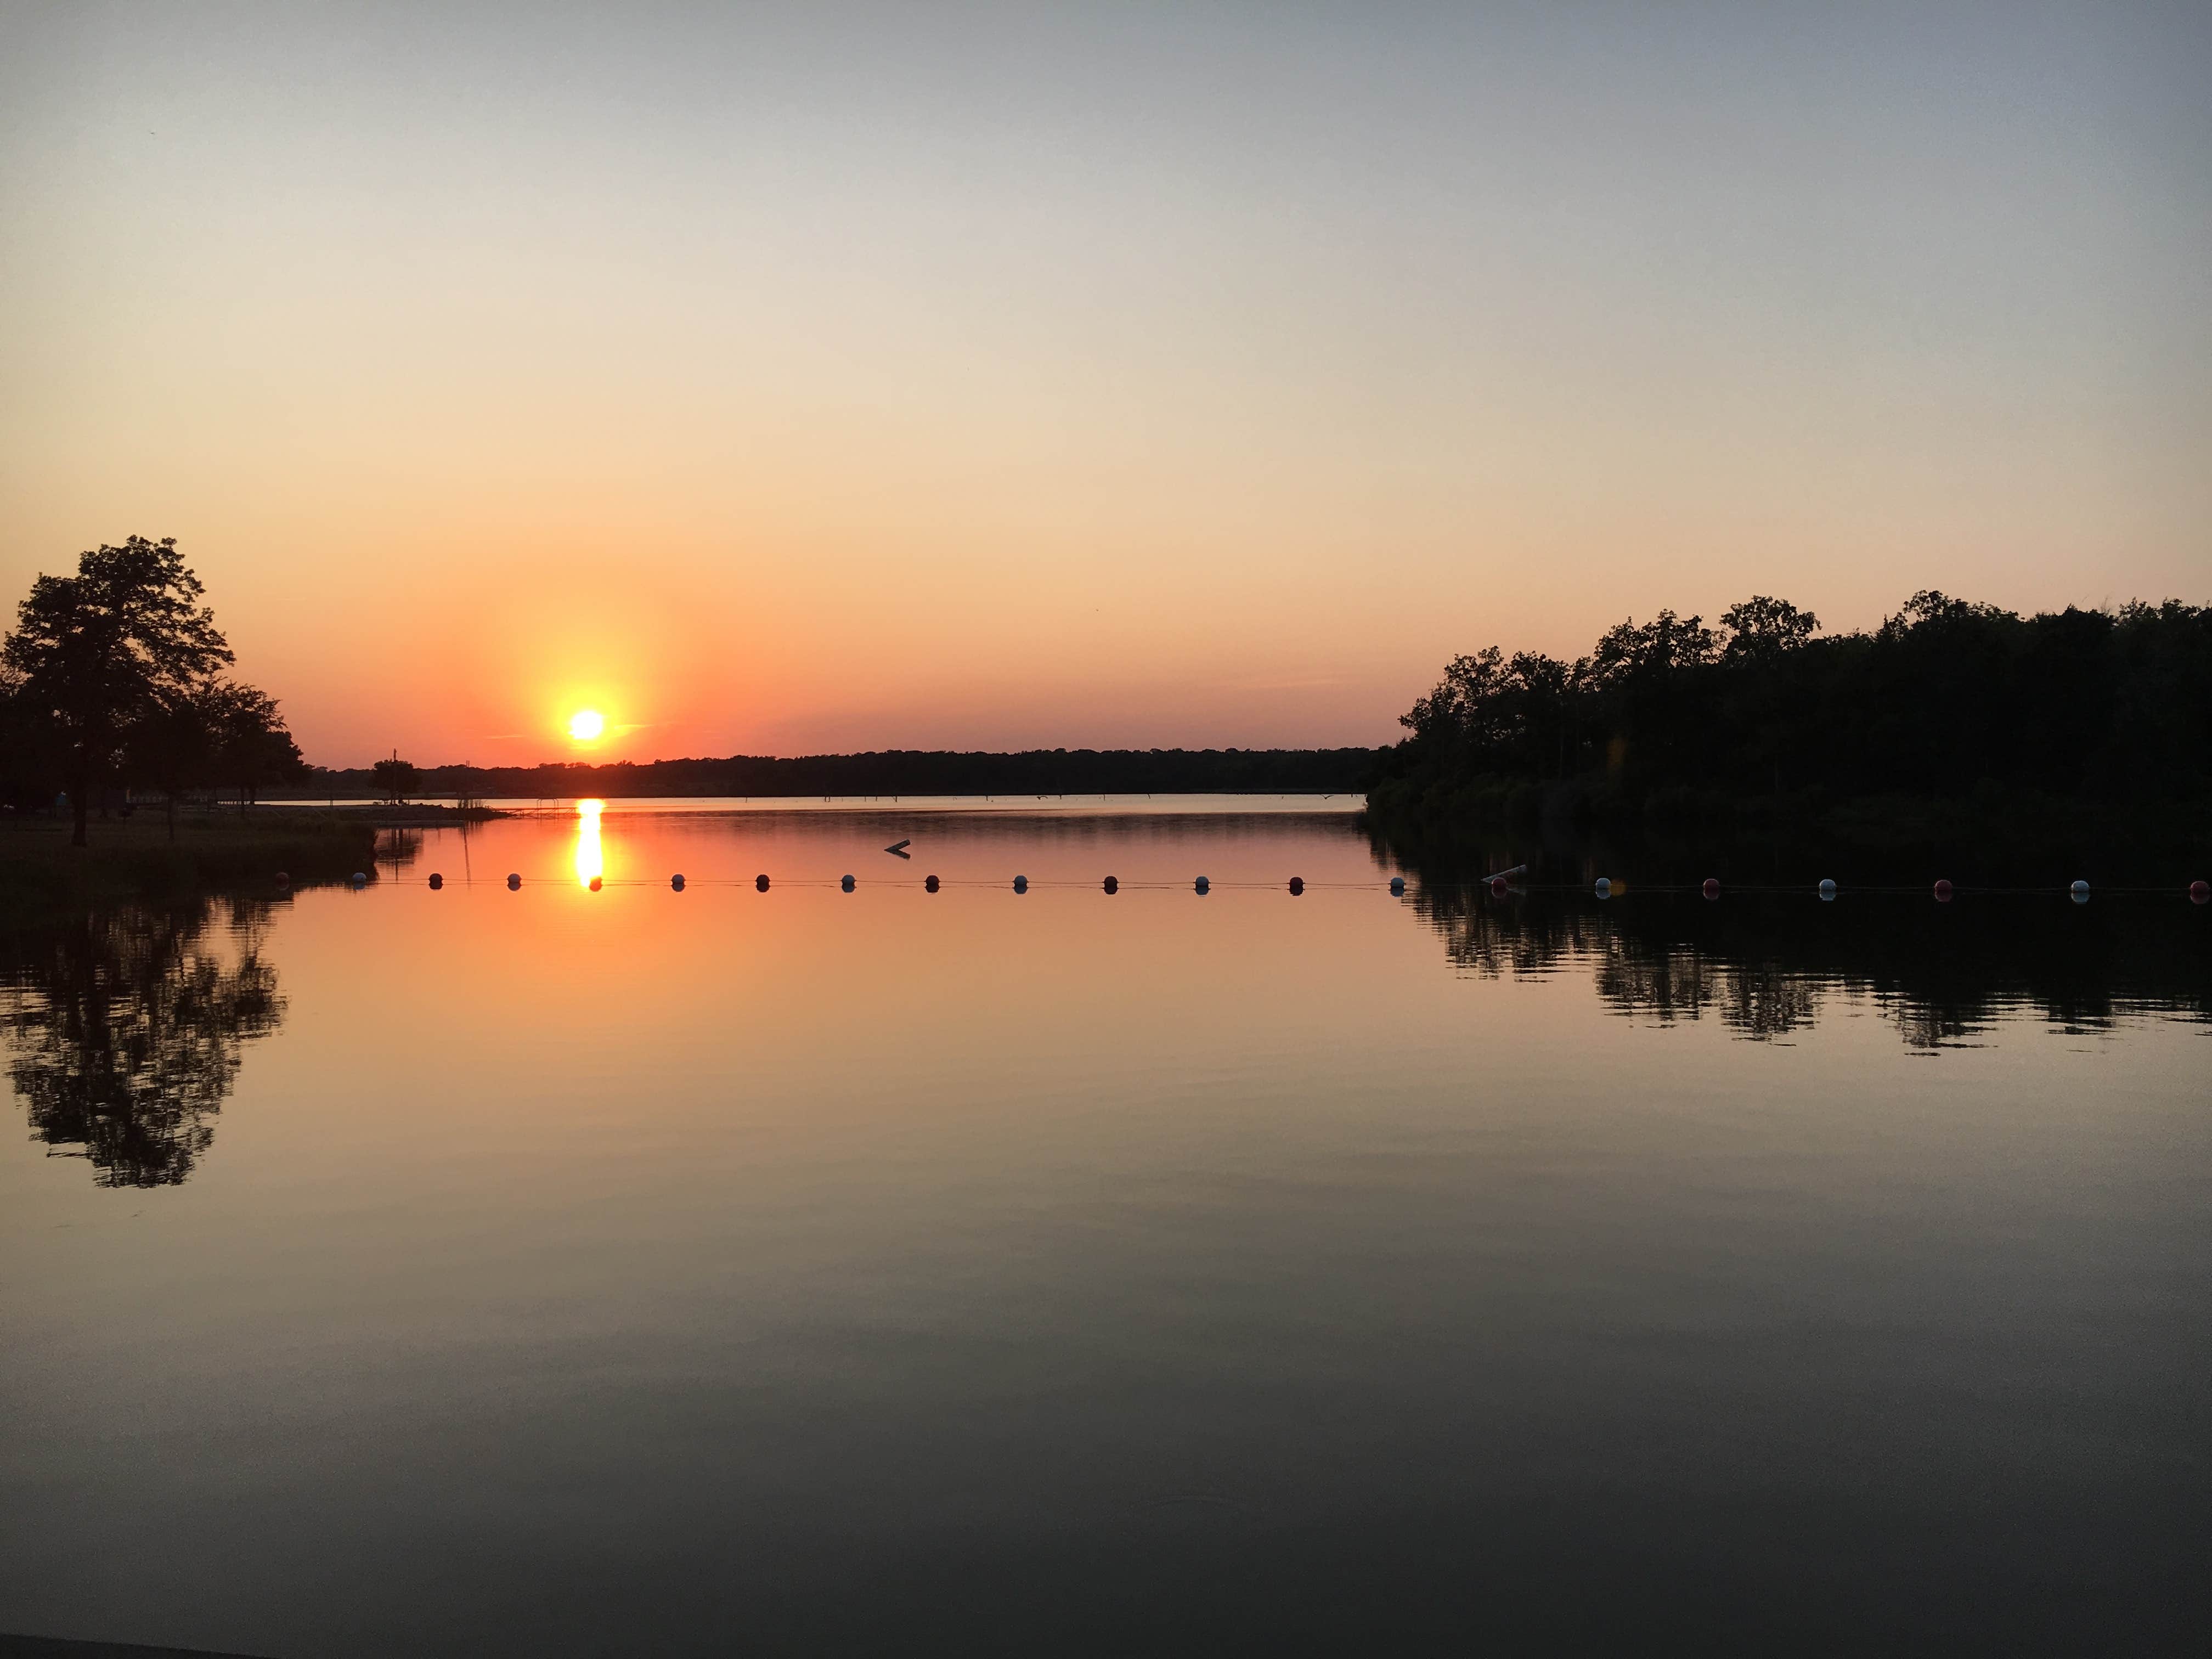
left=305, top=745, right=1387, bottom=802
left=1373, top=591, right=2212, bottom=846
left=1, top=538, right=304, bottom=842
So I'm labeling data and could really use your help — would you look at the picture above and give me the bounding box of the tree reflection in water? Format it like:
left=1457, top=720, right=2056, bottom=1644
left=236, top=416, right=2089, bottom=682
left=3, top=898, right=285, bottom=1186
left=1405, top=874, right=2211, bottom=1048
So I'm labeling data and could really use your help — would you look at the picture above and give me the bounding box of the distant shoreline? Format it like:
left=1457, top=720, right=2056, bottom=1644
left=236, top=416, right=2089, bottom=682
left=259, top=791, right=1361, bottom=813
left=275, top=748, right=1389, bottom=804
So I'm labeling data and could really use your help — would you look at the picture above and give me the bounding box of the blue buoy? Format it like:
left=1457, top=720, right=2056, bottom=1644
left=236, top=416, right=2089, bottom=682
left=2070, top=878, right=2090, bottom=899
left=1594, top=877, right=1611, bottom=899
left=1819, top=878, right=1837, bottom=900
left=671, top=874, right=685, bottom=891
left=1288, top=877, right=1304, bottom=895
left=350, top=871, right=368, bottom=888
left=1389, top=876, right=1405, bottom=895
left=1012, top=875, right=1028, bottom=893
left=507, top=873, right=521, bottom=890
left=840, top=874, right=855, bottom=892
left=1103, top=876, right=1119, bottom=894
left=925, top=874, right=940, bottom=893
left=428, top=872, right=442, bottom=889
left=1194, top=876, right=1209, bottom=894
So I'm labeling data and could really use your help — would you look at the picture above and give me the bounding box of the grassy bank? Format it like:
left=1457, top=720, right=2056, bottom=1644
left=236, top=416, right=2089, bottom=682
left=0, top=811, right=379, bottom=919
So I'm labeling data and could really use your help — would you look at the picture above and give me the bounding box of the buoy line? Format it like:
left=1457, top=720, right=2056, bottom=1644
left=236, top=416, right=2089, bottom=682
left=362, top=873, right=2211, bottom=901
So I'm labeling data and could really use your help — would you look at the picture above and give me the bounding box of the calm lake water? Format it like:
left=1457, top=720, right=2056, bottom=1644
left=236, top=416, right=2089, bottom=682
left=4, top=801, right=2208, bottom=1656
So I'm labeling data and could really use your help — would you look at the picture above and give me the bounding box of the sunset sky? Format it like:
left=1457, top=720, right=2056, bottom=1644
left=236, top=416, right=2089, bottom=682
left=2, top=2, right=2206, bottom=767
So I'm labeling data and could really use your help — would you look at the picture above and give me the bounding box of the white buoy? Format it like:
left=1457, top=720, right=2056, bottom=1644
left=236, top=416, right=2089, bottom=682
left=1819, top=878, right=1837, bottom=900
left=1594, top=877, right=1611, bottom=898
left=670, top=874, right=685, bottom=891
left=1389, top=876, right=1406, bottom=895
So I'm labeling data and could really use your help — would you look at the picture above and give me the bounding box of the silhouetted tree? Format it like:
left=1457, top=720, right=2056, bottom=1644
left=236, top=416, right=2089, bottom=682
left=2, top=538, right=234, bottom=845
left=203, top=681, right=306, bottom=812
left=371, top=754, right=420, bottom=803
left=0, top=659, right=70, bottom=814
left=126, top=693, right=218, bottom=840
left=1718, top=595, right=1819, bottom=661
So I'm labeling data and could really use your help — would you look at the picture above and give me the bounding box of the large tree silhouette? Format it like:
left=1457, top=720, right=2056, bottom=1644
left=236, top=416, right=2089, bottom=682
left=3, top=536, right=234, bottom=844
left=3, top=900, right=286, bottom=1187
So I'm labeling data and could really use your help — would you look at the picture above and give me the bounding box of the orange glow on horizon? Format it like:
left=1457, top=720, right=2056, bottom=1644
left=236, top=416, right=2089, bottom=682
left=5, top=9, right=2200, bottom=770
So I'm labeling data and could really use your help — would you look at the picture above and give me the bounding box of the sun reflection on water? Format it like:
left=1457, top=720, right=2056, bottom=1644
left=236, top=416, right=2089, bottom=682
left=574, top=799, right=605, bottom=889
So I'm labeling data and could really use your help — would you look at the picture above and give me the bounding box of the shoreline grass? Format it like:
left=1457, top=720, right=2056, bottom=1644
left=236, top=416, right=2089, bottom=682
left=0, top=811, right=380, bottom=920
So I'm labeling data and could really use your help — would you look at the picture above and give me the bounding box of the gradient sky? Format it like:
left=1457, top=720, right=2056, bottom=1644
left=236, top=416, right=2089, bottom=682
left=2, top=2, right=2206, bottom=766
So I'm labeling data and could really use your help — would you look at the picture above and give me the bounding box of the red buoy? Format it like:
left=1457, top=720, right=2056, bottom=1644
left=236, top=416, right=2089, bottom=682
left=924, top=874, right=940, bottom=893
left=589, top=876, right=602, bottom=892
left=1103, top=876, right=1119, bottom=894
left=1489, top=874, right=1508, bottom=896
left=1934, top=879, right=1954, bottom=902
left=755, top=873, right=770, bottom=892
left=1701, top=878, right=1720, bottom=900
left=2192, top=879, right=2210, bottom=904
left=274, top=871, right=289, bottom=888
left=1289, top=877, right=1305, bottom=895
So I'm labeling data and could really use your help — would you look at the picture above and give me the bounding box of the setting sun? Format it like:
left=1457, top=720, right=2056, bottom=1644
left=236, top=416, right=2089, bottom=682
left=567, top=709, right=605, bottom=742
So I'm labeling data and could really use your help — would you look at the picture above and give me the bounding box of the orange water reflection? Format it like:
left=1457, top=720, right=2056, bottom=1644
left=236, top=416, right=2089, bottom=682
left=573, top=799, right=605, bottom=889
left=6, top=805, right=2210, bottom=1655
